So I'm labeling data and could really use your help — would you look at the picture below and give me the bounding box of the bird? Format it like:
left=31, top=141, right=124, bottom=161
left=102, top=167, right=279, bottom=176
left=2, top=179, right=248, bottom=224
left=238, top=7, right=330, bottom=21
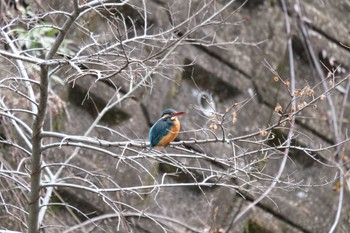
left=148, top=109, right=186, bottom=151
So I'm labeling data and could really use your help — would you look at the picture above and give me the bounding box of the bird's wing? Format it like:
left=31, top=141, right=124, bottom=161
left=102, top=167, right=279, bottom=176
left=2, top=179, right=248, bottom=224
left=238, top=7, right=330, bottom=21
left=149, top=119, right=172, bottom=148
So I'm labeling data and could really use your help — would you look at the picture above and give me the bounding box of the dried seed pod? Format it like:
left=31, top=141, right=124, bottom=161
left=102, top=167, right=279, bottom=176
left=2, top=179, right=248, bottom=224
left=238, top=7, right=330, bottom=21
left=260, top=130, right=268, bottom=137
left=275, top=103, right=283, bottom=114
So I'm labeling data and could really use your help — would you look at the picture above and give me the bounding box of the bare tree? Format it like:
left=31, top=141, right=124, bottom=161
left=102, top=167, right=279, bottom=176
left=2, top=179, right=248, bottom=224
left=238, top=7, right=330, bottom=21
left=0, top=0, right=349, bottom=232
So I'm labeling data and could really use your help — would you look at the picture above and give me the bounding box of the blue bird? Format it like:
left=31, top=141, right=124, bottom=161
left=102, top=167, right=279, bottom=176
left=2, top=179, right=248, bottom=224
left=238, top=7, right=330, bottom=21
left=148, top=109, right=186, bottom=151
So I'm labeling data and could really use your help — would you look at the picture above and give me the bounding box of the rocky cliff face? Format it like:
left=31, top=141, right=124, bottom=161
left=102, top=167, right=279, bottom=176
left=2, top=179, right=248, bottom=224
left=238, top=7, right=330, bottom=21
left=0, top=0, right=349, bottom=232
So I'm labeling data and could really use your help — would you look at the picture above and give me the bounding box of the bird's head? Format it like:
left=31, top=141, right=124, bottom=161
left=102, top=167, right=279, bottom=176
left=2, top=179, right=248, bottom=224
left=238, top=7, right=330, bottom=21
left=161, top=109, right=186, bottom=121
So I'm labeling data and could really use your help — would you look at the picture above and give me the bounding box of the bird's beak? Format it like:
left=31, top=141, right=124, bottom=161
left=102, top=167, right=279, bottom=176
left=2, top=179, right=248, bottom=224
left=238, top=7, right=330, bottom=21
left=174, top=112, right=186, bottom=117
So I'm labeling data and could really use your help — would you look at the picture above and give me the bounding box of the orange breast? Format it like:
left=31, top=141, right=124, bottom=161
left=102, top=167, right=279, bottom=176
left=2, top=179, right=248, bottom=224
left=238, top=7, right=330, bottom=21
left=157, top=119, right=181, bottom=146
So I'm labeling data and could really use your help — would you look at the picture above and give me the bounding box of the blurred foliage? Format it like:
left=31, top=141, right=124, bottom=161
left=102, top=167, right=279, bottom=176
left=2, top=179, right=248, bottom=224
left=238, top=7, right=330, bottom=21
left=8, top=21, right=73, bottom=85
left=10, top=24, right=74, bottom=56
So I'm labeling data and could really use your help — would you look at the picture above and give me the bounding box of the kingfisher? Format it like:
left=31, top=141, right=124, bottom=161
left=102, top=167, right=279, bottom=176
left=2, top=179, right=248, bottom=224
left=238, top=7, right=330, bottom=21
left=148, top=109, right=186, bottom=151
